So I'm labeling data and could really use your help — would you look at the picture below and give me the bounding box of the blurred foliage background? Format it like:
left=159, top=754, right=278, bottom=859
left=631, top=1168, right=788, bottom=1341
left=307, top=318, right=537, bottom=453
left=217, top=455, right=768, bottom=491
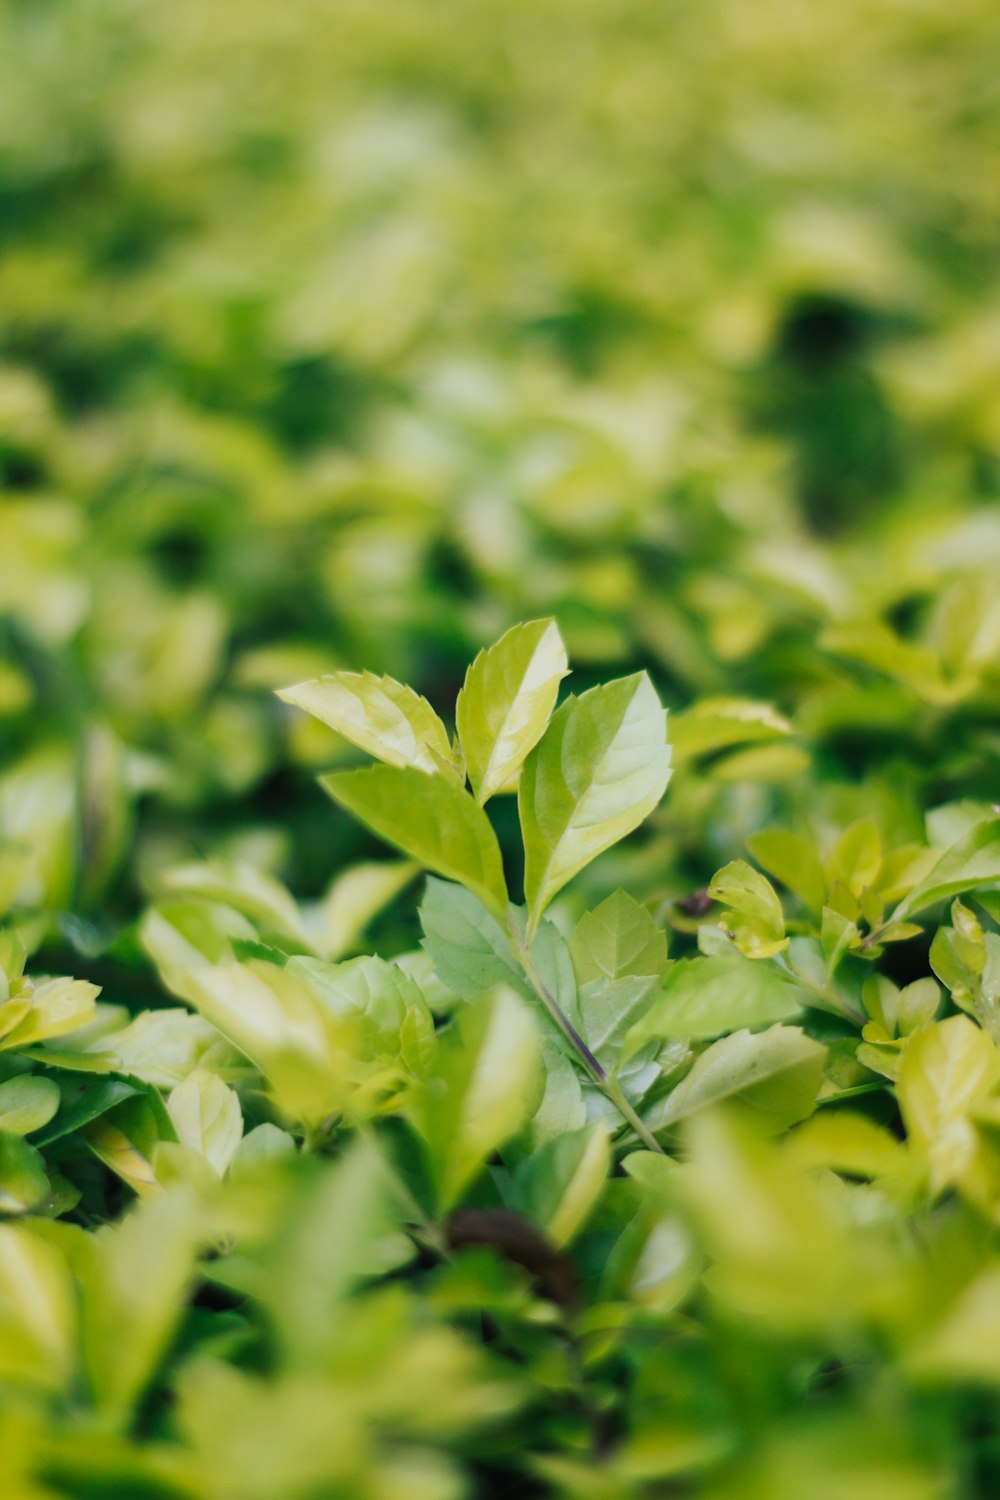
left=2, top=0, right=999, bottom=953
left=2, top=3, right=1000, bottom=1499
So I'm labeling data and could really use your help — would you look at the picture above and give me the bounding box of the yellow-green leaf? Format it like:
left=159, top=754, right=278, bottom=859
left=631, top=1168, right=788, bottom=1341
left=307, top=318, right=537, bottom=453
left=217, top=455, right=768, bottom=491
left=412, top=986, right=541, bottom=1212
left=570, top=890, right=668, bottom=985
left=277, top=671, right=460, bottom=781
left=519, top=673, right=671, bottom=934
left=0, top=1224, right=77, bottom=1392
left=456, top=618, right=569, bottom=804
left=897, top=1015, right=1000, bottom=1196
left=323, top=764, right=508, bottom=920
left=0, top=1075, right=60, bottom=1137
left=647, top=1026, right=825, bottom=1133
left=166, top=1068, right=243, bottom=1177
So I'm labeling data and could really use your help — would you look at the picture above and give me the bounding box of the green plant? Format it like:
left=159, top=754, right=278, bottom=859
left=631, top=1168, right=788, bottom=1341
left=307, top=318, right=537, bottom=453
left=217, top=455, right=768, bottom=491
left=1, top=0, right=1000, bottom=1489
left=278, top=619, right=672, bottom=1153
left=0, top=616, right=999, bottom=1495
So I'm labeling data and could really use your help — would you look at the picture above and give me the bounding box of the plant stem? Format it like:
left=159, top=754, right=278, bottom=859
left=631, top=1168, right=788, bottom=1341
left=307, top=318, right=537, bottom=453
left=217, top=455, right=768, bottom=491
left=509, top=927, right=665, bottom=1155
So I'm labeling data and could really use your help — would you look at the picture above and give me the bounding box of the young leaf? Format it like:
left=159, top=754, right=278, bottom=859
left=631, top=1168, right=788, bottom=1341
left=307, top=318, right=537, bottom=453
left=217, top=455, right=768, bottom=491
left=276, top=671, right=460, bottom=782
left=312, top=859, right=417, bottom=960
left=166, top=1068, right=243, bottom=1177
left=323, top=765, right=508, bottom=920
left=0, top=1132, right=49, bottom=1215
left=645, top=1026, right=825, bottom=1133
left=83, top=1186, right=202, bottom=1428
left=411, top=986, right=541, bottom=1211
left=519, top=673, right=671, bottom=933
left=231, top=1122, right=297, bottom=1176
left=826, top=818, right=882, bottom=896
left=0, top=1075, right=60, bottom=1136
left=159, top=860, right=307, bottom=944
left=86, top=1008, right=246, bottom=1090
left=709, top=860, right=784, bottom=935
left=84, top=1097, right=164, bottom=1197
left=419, top=878, right=527, bottom=1003
left=891, top=818, right=1000, bottom=922
left=570, top=889, right=668, bottom=985
left=630, top=955, right=806, bottom=1042
left=897, top=1015, right=1000, bottom=1196
left=667, top=697, right=791, bottom=764
left=786, top=1111, right=908, bottom=1180
left=182, top=959, right=355, bottom=1128
left=707, top=860, right=786, bottom=956
left=0, top=977, right=99, bottom=1051
left=511, top=1124, right=610, bottom=1249
left=0, top=1224, right=77, bottom=1391
left=289, top=953, right=433, bottom=1077
left=578, top=974, right=661, bottom=1075
left=456, top=619, right=569, bottom=804
left=746, top=828, right=826, bottom=914
left=0, top=930, right=26, bottom=985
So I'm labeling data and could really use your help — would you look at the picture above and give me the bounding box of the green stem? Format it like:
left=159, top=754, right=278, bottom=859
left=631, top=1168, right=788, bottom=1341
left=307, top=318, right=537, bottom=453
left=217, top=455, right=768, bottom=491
left=509, top=927, right=665, bottom=1155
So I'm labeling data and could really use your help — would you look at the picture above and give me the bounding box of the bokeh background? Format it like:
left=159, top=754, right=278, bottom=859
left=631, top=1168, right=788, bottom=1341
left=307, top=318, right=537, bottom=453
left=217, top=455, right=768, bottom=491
left=2, top=0, right=999, bottom=967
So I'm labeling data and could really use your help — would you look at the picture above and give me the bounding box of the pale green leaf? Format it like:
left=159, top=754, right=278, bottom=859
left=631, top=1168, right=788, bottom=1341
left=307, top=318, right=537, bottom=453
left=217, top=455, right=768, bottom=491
left=826, top=818, right=882, bottom=895
left=0, top=999, right=32, bottom=1043
left=897, top=1015, right=1000, bottom=1196
left=419, top=878, right=527, bottom=1002
left=323, top=765, right=508, bottom=920
left=926, top=800, right=996, bottom=851
left=83, top=1186, right=202, bottom=1427
left=786, top=1111, right=908, bottom=1179
left=630, top=955, right=806, bottom=1043
left=310, top=859, right=417, bottom=960
left=160, top=860, right=307, bottom=943
left=0, top=1075, right=60, bottom=1136
left=166, top=1068, right=243, bottom=1177
left=412, top=986, right=541, bottom=1211
left=289, top=952, right=432, bottom=1064
left=0, top=977, right=99, bottom=1051
left=0, top=1132, right=49, bottom=1215
left=646, top=1026, right=825, bottom=1133
left=519, top=673, right=671, bottom=933
left=277, top=671, right=460, bottom=781
left=667, top=697, right=791, bottom=765
left=264, top=1135, right=393, bottom=1367
left=820, top=621, right=948, bottom=701
left=570, top=889, right=668, bottom=985
left=709, top=860, right=784, bottom=938
left=526, top=1039, right=588, bottom=1147
left=140, top=899, right=258, bottom=999
left=907, top=1267, right=1000, bottom=1384
left=0, top=1224, right=77, bottom=1392
left=512, top=1124, right=610, bottom=1249
left=230, top=1122, right=297, bottom=1177
left=892, top=819, right=1000, bottom=922
left=578, top=973, right=661, bottom=1075
left=86, top=1008, right=246, bottom=1090
left=456, top=618, right=568, bottom=803
left=746, top=828, right=827, bottom=914
left=0, top=930, right=26, bottom=985
left=708, top=742, right=811, bottom=784
left=182, top=959, right=355, bottom=1127
left=84, top=1097, right=163, bottom=1197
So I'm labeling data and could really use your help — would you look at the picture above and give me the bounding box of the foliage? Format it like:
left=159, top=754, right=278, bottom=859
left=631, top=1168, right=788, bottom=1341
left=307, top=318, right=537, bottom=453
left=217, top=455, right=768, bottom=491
left=1, top=0, right=1000, bottom=1492
left=0, top=613, right=999, bottom=1494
